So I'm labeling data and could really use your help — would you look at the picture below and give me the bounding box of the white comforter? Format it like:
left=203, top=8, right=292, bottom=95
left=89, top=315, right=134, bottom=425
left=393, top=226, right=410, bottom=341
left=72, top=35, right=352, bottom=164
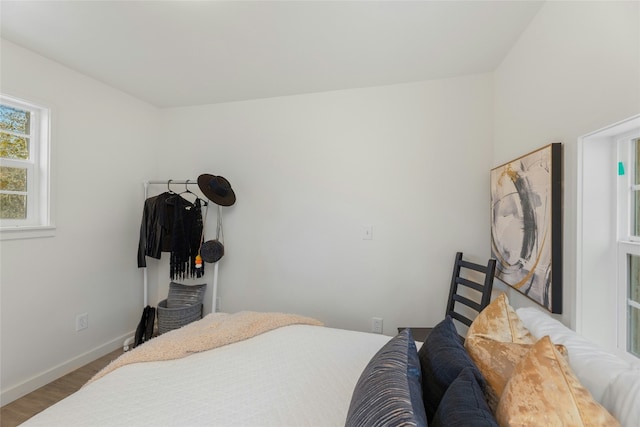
left=21, top=325, right=392, bottom=427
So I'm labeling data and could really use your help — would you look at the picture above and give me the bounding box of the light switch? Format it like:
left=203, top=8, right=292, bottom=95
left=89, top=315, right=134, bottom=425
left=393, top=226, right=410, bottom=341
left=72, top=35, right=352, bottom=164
left=362, top=225, right=373, bottom=240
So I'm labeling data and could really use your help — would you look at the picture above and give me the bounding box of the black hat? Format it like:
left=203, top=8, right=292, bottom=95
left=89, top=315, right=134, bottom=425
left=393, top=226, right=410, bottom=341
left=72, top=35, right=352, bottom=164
left=197, top=174, right=236, bottom=206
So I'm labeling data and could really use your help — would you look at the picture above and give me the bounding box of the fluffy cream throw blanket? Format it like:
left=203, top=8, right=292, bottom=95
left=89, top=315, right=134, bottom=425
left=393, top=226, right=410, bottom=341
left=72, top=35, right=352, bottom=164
left=86, top=311, right=323, bottom=385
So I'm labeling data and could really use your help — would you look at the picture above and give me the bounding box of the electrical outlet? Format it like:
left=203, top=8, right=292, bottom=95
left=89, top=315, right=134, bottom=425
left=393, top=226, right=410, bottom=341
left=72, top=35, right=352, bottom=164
left=372, top=317, right=383, bottom=334
left=76, top=313, right=88, bottom=331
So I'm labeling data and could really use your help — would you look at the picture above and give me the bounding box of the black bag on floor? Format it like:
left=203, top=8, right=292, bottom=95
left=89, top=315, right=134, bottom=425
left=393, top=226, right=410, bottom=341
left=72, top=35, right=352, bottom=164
left=134, top=305, right=155, bottom=348
left=144, top=306, right=155, bottom=342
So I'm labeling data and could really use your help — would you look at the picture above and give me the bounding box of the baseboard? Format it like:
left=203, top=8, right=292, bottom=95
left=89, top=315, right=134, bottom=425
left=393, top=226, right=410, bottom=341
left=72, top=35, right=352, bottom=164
left=1, top=331, right=133, bottom=406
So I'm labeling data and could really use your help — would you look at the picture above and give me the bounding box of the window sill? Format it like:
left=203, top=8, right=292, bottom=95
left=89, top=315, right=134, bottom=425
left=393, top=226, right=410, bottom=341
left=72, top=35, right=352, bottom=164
left=0, top=225, right=56, bottom=241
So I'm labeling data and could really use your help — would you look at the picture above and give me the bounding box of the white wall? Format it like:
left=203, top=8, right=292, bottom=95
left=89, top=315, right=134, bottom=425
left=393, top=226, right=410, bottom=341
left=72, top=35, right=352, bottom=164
left=154, top=74, right=495, bottom=335
left=0, top=40, right=160, bottom=404
left=0, top=42, right=495, bottom=404
left=493, top=1, right=640, bottom=330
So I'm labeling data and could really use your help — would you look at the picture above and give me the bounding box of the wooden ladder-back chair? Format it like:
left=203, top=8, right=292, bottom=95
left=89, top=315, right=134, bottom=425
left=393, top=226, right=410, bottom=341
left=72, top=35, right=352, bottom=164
left=399, top=252, right=497, bottom=342
left=446, top=251, right=497, bottom=331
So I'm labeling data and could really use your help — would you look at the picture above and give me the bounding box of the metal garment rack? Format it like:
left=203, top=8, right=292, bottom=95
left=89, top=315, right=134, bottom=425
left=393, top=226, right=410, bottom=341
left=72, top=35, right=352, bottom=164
left=123, top=179, right=219, bottom=351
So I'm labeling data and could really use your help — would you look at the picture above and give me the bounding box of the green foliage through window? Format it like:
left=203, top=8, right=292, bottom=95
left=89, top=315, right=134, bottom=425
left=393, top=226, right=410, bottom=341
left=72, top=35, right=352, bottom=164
left=0, top=166, right=27, bottom=191
left=0, top=194, right=26, bottom=219
left=0, top=104, right=30, bottom=160
left=0, top=103, right=31, bottom=220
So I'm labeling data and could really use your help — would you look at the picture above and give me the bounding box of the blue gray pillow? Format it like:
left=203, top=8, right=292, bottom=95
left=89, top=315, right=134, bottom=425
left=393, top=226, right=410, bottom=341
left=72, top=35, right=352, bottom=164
left=418, top=316, right=486, bottom=422
left=345, top=328, right=427, bottom=427
left=431, top=367, right=497, bottom=427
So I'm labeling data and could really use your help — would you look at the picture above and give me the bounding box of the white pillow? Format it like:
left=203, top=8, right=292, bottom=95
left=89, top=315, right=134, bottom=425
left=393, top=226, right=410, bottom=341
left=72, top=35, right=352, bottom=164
left=602, top=369, right=640, bottom=427
left=516, top=307, right=631, bottom=404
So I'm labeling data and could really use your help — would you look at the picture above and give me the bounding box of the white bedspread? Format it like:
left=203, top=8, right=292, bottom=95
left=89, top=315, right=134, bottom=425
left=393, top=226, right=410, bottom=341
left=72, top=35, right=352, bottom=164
left=21, top=325, right=391, bottom=427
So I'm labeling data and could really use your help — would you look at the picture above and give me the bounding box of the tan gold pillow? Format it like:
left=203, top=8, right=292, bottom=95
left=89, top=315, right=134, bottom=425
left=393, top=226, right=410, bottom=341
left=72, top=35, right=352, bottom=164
left=496, top=336, right=620, bottom=427
left=465, top=335, right=568, bottom=412
left=467, top=293, right=535, bottom=343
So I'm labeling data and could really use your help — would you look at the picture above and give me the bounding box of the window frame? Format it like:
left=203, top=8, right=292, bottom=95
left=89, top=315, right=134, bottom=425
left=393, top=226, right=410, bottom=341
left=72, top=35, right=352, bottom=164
left=0, top=94, right=54, bottom=240
left=617, top=130, right=640, bottom=359
left=577, top=114, right=640, bottom=365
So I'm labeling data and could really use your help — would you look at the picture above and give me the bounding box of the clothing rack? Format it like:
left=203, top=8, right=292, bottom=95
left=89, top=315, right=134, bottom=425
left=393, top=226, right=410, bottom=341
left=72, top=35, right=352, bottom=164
left=123, top=179, right=220, bottom=351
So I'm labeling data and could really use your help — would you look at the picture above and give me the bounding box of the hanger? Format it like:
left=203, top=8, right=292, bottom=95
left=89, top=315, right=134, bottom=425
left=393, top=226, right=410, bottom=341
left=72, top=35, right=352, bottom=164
left=165, top=179, right=189, bottom=206
left=178, top=179, right=199, bottom=205
left=183, top=179, right=209, bottom=206
left=180, top=179, right=195, bottom=197
left=165, top=179, right=208, bottom=207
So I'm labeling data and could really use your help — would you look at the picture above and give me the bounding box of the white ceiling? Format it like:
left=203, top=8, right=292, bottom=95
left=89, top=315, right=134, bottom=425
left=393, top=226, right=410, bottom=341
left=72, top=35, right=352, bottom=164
left=0, top=1, right=544, bottom=108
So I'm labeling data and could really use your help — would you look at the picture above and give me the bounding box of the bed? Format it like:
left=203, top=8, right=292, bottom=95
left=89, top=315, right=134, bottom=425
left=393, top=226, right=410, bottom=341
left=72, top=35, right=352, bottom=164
left=20, top=300, right=639, bottom=427
left=21, top=312, right=393, bottom=427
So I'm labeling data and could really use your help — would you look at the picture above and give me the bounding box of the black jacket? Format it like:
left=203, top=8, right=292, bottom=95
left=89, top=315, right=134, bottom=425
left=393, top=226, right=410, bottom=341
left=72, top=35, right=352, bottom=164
left=137, top=191, right=172, bottom=267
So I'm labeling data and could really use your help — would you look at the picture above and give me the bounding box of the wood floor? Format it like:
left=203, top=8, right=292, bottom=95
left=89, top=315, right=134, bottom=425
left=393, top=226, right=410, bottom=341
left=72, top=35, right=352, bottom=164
left=1, top=348, right=123, bottom=427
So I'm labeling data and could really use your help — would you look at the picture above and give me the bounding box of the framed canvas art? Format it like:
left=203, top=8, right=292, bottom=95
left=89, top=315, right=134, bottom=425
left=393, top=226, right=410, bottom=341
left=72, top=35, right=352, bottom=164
left=490, top=143, right=562, bottom=313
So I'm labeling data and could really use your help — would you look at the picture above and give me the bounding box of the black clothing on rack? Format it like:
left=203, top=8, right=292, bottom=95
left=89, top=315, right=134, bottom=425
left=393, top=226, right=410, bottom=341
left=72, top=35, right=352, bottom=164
left=137, top=191, right=172, bottom=268
left=168, top=195, right=204, bottom=279
left=137, top=192, right=204, bottom=279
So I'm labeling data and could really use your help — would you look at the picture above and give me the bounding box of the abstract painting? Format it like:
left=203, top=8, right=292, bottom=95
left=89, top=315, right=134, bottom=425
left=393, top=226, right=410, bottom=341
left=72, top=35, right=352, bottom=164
left=490, top=143, right=562, bottom=313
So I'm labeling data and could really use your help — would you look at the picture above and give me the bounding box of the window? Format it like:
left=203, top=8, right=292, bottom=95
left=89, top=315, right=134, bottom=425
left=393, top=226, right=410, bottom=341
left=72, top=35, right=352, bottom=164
left=0, top=94, right=52, bottom=238
left=626, top=254, right=640, bottom=357
left=618, top=134, right=640, bottom=359
left=577, top=114, right=640, bottom=364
